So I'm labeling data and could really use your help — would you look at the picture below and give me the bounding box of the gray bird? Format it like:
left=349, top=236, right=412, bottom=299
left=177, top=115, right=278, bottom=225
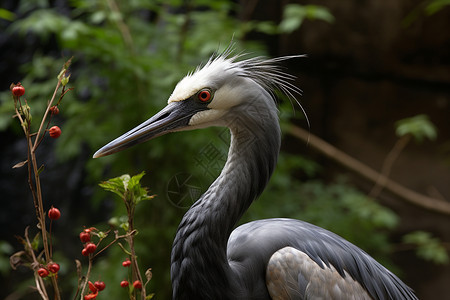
left=94, top=51, right=418, bottom=300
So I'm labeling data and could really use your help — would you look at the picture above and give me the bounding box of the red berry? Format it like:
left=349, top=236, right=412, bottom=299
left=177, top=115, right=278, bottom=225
left=133, top=280, right=142, bottom=290
left=88, top=281, right=97, bottom=293
left=84, top=242, right=97, bottom=254
left=48, top=207, right=61, bottom=220
left=12, top=84, right=25, bottom=97
left=122, top=258, right=131, bottom=267
left=81, top=248, right=89, bottom=256
left=94, top=281, right=106, bottom=291
left=84, top=283, right=99, bottom=300
left=38, top=267, right=49, bottom=278
left=79, top=231, right=91, bottom=243
left=50, top=106, right=59, bottom=115
left=84, top=294, right=97, bottom=300
left=49, top=126, right=61, bottom=138
left=120, top=280, right=129, bottom=288
left=47, top=262, right=60, bottom=273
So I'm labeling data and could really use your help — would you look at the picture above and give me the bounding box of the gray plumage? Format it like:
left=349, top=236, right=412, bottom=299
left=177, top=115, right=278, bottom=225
left=94, top=50, right=418, bottom=300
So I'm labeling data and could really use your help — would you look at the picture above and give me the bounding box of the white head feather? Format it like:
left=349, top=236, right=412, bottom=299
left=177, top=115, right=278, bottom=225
left=168, top=52, right=307, bottom=128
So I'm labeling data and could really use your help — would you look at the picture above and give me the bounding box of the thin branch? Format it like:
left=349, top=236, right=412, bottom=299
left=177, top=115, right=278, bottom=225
left=24, top=228, right=49, bottom=300
left=106, top=0, right=135, bottom=52
left=369, top=134, right=411, bottom=198
left=288, top=125, right=450, bottom=216
left=93, top=230, right=136, bottom=257
left=32, top=79, right=62, bottom=152
left=79, top=256, right=93, bottom=300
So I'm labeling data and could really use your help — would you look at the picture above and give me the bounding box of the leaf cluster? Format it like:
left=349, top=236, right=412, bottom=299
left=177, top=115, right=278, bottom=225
left=99, top=172, right=154, bottom=206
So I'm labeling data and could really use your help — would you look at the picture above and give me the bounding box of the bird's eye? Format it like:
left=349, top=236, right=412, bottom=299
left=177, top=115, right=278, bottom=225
left=197, top=89, right=212, bottom=103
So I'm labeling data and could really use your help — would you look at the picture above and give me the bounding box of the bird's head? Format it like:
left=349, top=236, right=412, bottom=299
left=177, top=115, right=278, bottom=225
left=93, top=52, right=303, bottom=158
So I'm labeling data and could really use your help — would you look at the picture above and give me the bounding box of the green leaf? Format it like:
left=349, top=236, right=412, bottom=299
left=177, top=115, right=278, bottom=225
left=31, top=232, right=40, bottom=251
left=127, top=171, right=155, bottom=205
left=99, top=174, right=131, bottom=199
left=395, top=114, right=437, bottom=142
left=0, top=8, right=15, bottom=21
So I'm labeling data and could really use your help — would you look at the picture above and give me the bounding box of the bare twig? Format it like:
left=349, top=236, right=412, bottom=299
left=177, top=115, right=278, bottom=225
left=24, top=227, right=49, bottom=300
left=93, top=230, right=136, bottom=257
left=79, top=255, right=93, bottom=300
left=288, top=125, right=450, bottom=216
left=369, top=134, right=411, bottom=198
left=106, top=0, right=135, bottom=52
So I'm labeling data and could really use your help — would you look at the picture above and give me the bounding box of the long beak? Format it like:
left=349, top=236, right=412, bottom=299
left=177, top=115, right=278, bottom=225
left=93, top=101, right=203, bottom=158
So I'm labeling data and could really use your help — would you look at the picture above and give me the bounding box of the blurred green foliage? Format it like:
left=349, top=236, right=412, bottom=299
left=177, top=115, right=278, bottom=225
left=403, top=0, right=450, bottom=26
left=425, top=0, right=450, bottom=15
left=244, top=3, right=333, bottom=35
left=395, top=114, right=437, bottom=143
left=1, top=0, right=445, bottom=298
left=403, top=231, right=449, bottom=264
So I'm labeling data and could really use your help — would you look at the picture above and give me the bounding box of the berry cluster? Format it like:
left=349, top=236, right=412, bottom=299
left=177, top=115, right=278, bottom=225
left=37, top=262, right=60, bottom=278
left=120, top=258, right=143, bottom=291
left=120, top=279, right=142, bottom=290
left=37, top=206, right=62, bottom=278
left=79, top=228, right=97, bottom=256
left=11, top=83, right=63, bottom=139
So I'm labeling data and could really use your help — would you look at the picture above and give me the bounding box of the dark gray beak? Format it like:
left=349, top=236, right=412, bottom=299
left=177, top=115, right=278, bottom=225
left=93, top=100, right=205, bottom=158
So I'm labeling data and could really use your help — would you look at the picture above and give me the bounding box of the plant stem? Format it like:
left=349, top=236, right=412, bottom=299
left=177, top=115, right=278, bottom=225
left=28, top=134, right=61, bottom=299
left=127, top=207, right=146, bottom=300
left=80, top=256, right=93, bottom=300
left=32, top=78, right=62, bottom=152
left=369, top=134, right=411, bottom=198
left=25, top=227, right=49, bottom=300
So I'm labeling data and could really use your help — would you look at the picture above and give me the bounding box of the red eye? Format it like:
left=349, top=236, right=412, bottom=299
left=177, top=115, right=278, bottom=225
left=198, top=89, right=212, bottom=102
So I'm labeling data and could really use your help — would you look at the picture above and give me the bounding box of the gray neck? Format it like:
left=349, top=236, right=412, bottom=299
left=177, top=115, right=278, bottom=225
left=171, top=99, right=281, bottom=299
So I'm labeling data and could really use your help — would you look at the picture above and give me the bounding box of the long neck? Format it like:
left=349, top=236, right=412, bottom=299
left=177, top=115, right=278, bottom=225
left=171, top=100, right=281, bottom=299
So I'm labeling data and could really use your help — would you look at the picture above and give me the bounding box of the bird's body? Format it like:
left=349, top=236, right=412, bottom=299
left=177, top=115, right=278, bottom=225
left=94, top=50, right=418, bottom=299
